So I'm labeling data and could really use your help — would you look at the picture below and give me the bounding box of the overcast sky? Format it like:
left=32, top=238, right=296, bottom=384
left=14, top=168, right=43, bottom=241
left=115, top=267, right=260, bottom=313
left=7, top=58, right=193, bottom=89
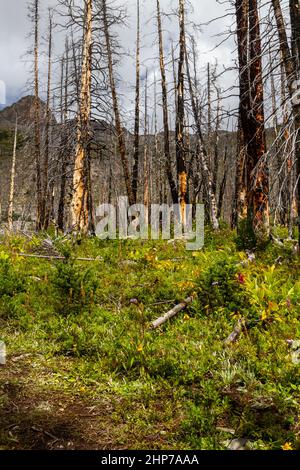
left=0, top=0, right=237, bottom=126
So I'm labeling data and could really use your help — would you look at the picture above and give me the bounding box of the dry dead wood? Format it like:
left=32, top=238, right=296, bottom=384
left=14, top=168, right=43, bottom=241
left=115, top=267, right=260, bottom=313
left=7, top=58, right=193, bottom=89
left=151, top=295, right=194, bottom=329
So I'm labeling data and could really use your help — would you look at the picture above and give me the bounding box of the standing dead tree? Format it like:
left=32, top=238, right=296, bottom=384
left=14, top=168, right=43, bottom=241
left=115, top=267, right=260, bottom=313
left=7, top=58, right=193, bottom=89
left=184, top=42, right=219, bottom=230
left=271, top=0, right=300, bottom=247
left=235, top=0, right=269, bottom=245
left=132, top=0, right=140, bottom=204
left=31, top=0, right=42, bottom=230
left=156, top=0, right=178, bottom=204
left=102, top=0, right=134, bottom=206
left=7, top=117, right=18, bottom=232
left=176, top=0, right=188, bottom=222
left=70, top=0, right=93, bottom=234
left=43, top=9, right=54, bottom=229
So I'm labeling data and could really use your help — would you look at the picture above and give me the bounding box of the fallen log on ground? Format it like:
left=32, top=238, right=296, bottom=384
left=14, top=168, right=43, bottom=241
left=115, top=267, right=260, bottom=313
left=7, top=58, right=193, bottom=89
left=14, top=253, right=103, bottom=262
left=151, top=295, right=195, bottom=329
left=224, top=317, right=248, bottom=346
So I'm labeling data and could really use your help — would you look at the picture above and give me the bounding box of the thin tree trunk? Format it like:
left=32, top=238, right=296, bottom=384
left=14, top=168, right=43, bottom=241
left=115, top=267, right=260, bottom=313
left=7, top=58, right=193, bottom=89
left=247, top=0, right=269, bottom=243
left=43, top=9, right=53, bottom=229
left=289, top=0, right=300, bottom=247
left=156, top=0, right=177, bottom=203
left=213, top=86, right=221, bottom=197
left=57, top=43, right=69, bottom=231
left=235, top=0, right=250, bottom=228
left=207, top=62, right=212, bottom=171
left=143, top=70, right=149, bottom=210
left=7, top=117, right=18, bottom=232
left=102, top=0, right=134, bottom=206
left=272, top=0, right=300, bottom=246
left=34, top=0, right=42, bottom=230
left=132, top=0, right=140, bottom=203
left=185, top=44, right=219, bottom=230
left=176, top=0, right=187, bottom=223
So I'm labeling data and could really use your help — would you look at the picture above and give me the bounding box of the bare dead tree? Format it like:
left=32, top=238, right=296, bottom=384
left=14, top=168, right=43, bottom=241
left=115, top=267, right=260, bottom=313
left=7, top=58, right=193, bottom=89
left=176, top=0, right=188, bottom=222
left=7, top=117, right=18, bottom=232
left=70, top=0, right=93, bottom=234
left=132, top=0, right=140, bottom=204
left=43, top=9, right=53, bottom=229
left=156, top=0, right=177, bottom=203
left=102, top=0, right=134, bottom=206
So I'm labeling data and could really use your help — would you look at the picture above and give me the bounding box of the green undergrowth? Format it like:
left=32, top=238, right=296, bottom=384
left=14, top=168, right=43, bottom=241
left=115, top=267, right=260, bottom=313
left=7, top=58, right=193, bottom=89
left=0, top=229, right=300, bottom=450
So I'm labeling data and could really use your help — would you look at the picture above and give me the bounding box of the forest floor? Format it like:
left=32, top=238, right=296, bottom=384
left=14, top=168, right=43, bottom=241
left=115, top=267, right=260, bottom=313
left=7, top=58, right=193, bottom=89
left=0, top=228, right=300, bottom=450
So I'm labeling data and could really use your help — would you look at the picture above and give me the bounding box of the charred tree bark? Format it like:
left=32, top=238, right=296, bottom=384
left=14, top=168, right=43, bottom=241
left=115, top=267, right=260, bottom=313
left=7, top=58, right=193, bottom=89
left=132, top=0, right=140, bottom=204
left=289, top=0, right=300, bottom=247
left=33, top=0, right=42, bottom=230
left=235, top=0, right=250, bottom=229
left=43, top=9, right=53, bottom=229
left=156, top=0, right=178, bottom=203
left=176, top=0, right=188, bottom=223
left=272, top=0, right=300, bottom=247
left=247, top=0, right=269, bottom=243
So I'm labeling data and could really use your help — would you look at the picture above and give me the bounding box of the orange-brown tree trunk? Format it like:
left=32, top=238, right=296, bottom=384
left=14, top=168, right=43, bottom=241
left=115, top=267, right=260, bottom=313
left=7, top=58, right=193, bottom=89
left=176, top=0, right=187, bottom=223
left=70, top=0, right=93, bottom=234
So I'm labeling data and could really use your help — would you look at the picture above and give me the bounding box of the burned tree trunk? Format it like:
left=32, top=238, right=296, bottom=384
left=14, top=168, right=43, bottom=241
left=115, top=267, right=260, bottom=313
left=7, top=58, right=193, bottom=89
left=272, top=0, right=300, bottom=247
left=156, top=0, right=178, bottom=203
left=132, top=0, right=140, bottom=204
left=70, top=0, right=93, bottom=234
left=102, top=0, right=134, bottom=206
left=247, top=0, right=269, bottom=243
left=33, top=0, right=42, bottom=230
left=176, top=0, right=187, bottom=223
left=7, top=117, right=18, bottom=232
left=289, top=0, right=300, bottom=247
left=43, top=9, right=53, bottom=229
left=234, top=0, right=250, bottom=229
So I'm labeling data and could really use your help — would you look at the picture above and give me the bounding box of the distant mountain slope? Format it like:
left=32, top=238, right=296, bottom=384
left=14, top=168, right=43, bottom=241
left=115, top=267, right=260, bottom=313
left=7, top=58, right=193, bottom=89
left=0, top=95, right=55, bottom=129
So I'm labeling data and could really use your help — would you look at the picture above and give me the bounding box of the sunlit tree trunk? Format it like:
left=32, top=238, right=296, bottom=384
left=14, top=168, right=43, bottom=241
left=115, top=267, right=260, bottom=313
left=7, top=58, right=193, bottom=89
left=7, top=117, right=18, bottom=232
left=70, top=0, right=93, bottom=234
